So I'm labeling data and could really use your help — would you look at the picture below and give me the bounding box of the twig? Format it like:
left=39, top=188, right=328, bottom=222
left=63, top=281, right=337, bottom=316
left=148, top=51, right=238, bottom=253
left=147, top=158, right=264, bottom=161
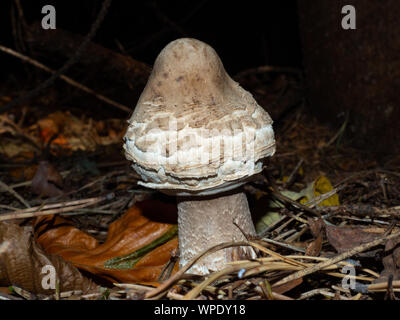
left=261, top=237, right=305, bottom=253
left=304, top=185, right=346, bottom=209
left=144, top=241, right=251, bottom=299
left=333, top=215, right=389, bottom=226
left=322, top=112, right=349, bottom=149
left=234, top=65, right=302, bottom=79
left=0, top=180, right=30, bottom=208
left=0, top=45, right=130, bottom=113
left=272, top=231, right=400, bottom=288
left=249, top=241, right=307, bottom=267
left=183, top=265, right=244, bottom=300
left=264, top=173, right=322, bottom=218
left=0, top=194, right=112, bottom=221
left=0, top=0, right=113, bottom=114
left=271, top=190, right=321, bottom=218
left=0, top=196, right=106, bottom=215
left=283, top=158, right=304, bottom=188
left=321, top=204, right=400, bottom=218
left=368, top=280, right=400, bottom=292
left=299, top=288, right=345, bottom=300
left=0, top=114, right=41, bottom=150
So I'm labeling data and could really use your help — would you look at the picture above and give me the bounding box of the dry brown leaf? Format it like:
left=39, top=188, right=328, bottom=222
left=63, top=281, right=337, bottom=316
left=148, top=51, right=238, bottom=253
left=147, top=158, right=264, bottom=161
left=9, top=164, right=38, bottom=181
left=374, top=236, right=400, bottom=284
left=37, top=117, right=68, bottom=146
left=326, top=225, right=381, bottom=253
left=31, top=161, right=63, bottom=197
left=31, top=112, right=126, bottom=154
left=305, top=232, right=323, bottom=257
left=272, top=277, right=303, bottom=295
left=0, top=222, right=99, bottom=295
left=34, top=200, right=179, bottom=284
left=309, top=218, right=325, bottom=237
left=305, top=218, right=325, bottom=257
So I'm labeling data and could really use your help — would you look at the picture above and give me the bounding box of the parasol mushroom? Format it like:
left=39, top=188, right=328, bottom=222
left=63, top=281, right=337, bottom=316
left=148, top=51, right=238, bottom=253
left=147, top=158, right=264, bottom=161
left=123, top=38, right=275, bottom=274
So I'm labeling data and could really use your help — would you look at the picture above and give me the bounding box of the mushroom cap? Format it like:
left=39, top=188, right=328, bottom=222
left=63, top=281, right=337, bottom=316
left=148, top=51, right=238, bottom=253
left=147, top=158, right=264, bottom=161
left=124, top=38, right=275, bottom=196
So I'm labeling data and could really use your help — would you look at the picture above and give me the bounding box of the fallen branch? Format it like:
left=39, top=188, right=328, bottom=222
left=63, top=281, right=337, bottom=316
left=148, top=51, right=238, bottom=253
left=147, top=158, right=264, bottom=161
left=0, top=45, right=131, bottom=113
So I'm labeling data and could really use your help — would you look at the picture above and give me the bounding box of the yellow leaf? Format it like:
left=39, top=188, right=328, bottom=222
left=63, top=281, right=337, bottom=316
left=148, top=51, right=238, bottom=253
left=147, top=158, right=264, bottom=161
left=299, top=176, right=339, bottom=207
left=255, top=176, right=339, bottom=234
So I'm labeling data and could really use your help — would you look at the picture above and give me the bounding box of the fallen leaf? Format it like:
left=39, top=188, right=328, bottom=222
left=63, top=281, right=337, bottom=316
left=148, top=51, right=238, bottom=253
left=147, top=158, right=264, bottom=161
left=34, top=200, right=179, bottom=284
left=37, top=117, right=68, bottom=145
left=9, top=164, right=38, bottom=181
left=256, top=190, right=304, bottom=232
left=256, top=176, right=339, bottom=234
left=309, top=217, right=325, bottom=237
left=299, top=176, right=340, bottom=207
left=305, top=218, right=325, bottom=256
left=31, top=112, right=126, bottom=154
left=272, top=277, right=303, bottom=294
left=0, top=139, right=37, bottom=158
left=0, top=222, right=98, bottom=295
left=326, top=225, right=380, bottom=253
left=374, top=236, right=400, bottom=284
left=306, top=232, right=323, bottom=257
left=31, top=161, right=63, bottom=197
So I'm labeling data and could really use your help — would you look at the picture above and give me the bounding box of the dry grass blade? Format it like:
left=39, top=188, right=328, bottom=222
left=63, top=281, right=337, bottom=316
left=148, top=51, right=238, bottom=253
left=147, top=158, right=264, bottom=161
left=367, top=280, right=400, bottom=292
left=249, top=241, right=308, bottom=267
left=304, top=185, right=346, bottom=209
left=261, top=238, right=306, bottom=253
left=0, top=194, right=113, bottom=221
left=114, top=283, right=152, bottom=291
left=144, top=241, right=251, bottom=299
left=183, top=265, right=242, bottom=300
left=115, top=283, right=185, bottom=300
left=273, top=231, right=400, bottom=287
left=183, top=241, right=310, bottom=300
left=299, top=288, right=346, bottom=300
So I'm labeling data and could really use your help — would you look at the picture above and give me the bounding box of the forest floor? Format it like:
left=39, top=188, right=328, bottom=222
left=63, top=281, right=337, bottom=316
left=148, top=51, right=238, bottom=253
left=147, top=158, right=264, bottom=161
left=1, top=61, right=400, bottom=301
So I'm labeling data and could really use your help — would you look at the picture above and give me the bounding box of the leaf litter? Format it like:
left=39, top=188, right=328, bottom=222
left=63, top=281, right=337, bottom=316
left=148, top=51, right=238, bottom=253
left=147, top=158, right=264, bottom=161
left=0, top=69, right=400, bottom=300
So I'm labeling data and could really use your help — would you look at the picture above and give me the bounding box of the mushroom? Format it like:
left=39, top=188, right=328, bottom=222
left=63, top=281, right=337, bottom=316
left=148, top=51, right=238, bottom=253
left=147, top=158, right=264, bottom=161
left=123, top=38, right=275, bottom=274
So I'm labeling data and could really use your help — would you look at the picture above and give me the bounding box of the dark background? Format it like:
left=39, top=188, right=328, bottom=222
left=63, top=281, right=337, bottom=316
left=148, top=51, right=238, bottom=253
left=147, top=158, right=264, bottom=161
left=0, top=0, right=302, bottom=75
left=0, top=0, right=399, bottom=155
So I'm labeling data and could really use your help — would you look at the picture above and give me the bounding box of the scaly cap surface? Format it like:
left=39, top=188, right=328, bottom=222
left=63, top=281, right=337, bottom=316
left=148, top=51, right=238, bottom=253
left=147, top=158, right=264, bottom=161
left=124, top=38, right=275, bottom=195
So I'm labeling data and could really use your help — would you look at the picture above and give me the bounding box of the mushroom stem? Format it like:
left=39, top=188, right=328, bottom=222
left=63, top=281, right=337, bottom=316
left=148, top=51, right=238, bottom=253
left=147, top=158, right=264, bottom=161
left=177, top=190, right=256, bottom=274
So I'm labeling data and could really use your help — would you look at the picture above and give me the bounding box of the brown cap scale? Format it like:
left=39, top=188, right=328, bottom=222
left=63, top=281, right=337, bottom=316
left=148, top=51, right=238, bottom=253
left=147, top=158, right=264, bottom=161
left=124, top=38, right=275, bottom=274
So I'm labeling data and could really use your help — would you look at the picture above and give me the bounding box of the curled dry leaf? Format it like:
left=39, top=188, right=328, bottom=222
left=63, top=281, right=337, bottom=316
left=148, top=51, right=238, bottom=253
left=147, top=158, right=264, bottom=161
left=31, top=161, right=63, bottom=197
left=309, top=217, right=325, bottom=237
left=374, top=236, right=400, bottom=284
left=305, top=218, right=325, bottom=257
left=305, top=232, right=323, bottom=257
left=34, top=200, right=179, bottom=284
left=0, top=222, right=99, bottom=295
